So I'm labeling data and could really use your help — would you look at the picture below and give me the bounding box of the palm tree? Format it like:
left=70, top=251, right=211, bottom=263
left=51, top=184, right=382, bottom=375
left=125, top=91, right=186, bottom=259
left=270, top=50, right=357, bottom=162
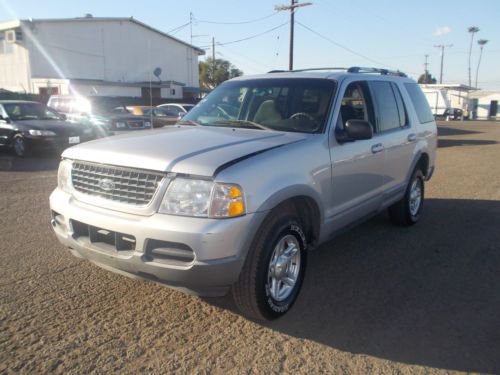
left=475, top=39, right=488, bottom=88
left=467, top=26, right=480, bottom=87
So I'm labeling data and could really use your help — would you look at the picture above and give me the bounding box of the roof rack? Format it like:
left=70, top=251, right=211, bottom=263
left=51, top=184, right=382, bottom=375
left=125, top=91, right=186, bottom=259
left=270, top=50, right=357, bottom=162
left=267, top=67, right=347, bottom=73
left=267, top=66, right=407, bottom=77
left=347, top=66, right=407, bottom=77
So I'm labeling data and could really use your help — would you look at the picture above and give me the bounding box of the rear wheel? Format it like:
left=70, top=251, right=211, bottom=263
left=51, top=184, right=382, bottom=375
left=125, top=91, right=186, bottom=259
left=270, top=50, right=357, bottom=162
left=12, top=134, right=31, bottom=158
left=232, top=206, right=307, bottom=320
left=388, top=169, right=425, bottom=226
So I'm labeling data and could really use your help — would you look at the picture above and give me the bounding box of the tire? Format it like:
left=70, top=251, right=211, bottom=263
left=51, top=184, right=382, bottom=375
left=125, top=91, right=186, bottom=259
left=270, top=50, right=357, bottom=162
left=388, top=168, right=425, bottom=226
left=12, top=134, right=31, bottom=158
left=232, top=205, right=307, bottom=321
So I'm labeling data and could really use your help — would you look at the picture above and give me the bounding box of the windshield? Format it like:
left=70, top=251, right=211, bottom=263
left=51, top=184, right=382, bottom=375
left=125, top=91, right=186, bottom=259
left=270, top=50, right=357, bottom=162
left=4, top=103, right=62, bottom=121
left=181, top=78, right=336, bottom=133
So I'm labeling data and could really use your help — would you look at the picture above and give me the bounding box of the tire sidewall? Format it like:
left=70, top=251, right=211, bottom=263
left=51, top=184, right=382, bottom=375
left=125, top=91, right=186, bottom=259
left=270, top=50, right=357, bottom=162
left=13, top=135, right=26, bottom=158
left=257, top=218, right=307, bottom=319
left=406, top=169, right=424, bottom=223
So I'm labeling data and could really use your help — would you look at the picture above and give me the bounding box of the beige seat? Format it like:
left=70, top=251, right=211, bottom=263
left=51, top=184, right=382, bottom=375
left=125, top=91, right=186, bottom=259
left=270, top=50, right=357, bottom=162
left=253, top=100, right=282, bottom=123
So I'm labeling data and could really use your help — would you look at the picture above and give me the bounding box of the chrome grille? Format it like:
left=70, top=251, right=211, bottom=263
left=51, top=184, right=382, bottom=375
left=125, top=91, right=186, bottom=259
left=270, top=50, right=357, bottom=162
left=127, top=120, right=145, bottom=128
left=71, top=161, right=164, bottom=206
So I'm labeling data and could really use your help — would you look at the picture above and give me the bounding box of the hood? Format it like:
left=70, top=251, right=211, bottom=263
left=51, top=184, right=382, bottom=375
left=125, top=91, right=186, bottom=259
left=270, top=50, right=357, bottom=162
left=15, top=119, right=86, bottom=136
left=63, top=126, right=308, bottom=176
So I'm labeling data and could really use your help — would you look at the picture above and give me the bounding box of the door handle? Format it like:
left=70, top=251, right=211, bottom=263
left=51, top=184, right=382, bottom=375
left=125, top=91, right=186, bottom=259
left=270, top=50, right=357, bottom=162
left=371, top=143, right=384, bottom=154
left=407, top=133, right=417, bottom=142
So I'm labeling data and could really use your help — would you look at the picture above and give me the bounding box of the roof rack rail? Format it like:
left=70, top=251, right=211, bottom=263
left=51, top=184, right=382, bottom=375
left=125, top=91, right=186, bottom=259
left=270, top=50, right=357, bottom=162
left=266, top=66, right=407, bottom=77
left=347, top=66, right=407, bottom=77
left=267, top=67, right=347, bottom=73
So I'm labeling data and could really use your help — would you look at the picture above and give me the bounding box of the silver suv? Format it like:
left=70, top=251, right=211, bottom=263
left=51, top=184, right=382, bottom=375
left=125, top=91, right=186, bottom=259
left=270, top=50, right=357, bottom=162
left=50, top=67, right=437, bottom=320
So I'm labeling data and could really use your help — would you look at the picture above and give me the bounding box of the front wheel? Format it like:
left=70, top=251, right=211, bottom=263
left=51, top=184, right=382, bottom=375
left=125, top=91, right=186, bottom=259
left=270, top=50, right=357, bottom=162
left=232, top=207, right=307, bottom=320
left=12, top=134, right=31, bottom=158
left=388, top=169, right=425, bottom=226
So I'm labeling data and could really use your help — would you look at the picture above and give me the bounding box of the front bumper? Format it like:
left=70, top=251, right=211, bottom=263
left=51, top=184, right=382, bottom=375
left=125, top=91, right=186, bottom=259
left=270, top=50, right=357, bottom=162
left=49, top=188, right=266, bottom=296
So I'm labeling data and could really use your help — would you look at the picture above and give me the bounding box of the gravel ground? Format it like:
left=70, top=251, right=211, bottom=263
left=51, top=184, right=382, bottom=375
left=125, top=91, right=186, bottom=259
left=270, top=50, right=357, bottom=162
left=0, top=121, right=499, bottom=374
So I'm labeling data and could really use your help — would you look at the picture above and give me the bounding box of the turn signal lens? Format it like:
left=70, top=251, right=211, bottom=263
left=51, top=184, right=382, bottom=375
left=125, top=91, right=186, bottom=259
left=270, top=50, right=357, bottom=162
left=210, top=184, right=246, bottom=218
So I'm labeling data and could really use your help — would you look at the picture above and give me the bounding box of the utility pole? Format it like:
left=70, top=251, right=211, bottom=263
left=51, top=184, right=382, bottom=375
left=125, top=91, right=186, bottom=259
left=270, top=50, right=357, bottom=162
left=275, top=0, right=312, bottom=70
left=424, top=54, right=429, bottom=83
left=190, top=12, right=193, bottom=45
left=212, top=37, right=216, bottom=86
left=434, top=44, right=453, bottom=84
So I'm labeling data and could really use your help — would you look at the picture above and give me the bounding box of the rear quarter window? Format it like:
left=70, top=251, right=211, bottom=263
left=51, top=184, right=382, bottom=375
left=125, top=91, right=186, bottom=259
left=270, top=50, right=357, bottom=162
left=404, top=83, right=434, bottom=123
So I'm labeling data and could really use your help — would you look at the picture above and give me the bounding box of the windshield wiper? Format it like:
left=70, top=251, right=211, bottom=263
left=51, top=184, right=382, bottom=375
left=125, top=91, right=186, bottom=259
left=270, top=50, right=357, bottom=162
left=212, top=120, right=271, bottom=130
left=178, top=119, right=202, bottom=127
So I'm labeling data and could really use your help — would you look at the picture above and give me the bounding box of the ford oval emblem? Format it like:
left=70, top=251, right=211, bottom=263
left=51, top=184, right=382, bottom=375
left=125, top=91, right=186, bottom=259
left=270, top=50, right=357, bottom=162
left=98, top=178, right=115, bottom=192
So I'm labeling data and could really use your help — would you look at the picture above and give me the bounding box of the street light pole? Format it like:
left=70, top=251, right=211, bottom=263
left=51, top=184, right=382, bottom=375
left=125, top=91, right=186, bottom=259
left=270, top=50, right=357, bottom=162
left=275, top=1, right=312, bottom=70
left=434, top=44, right=453, bottom=84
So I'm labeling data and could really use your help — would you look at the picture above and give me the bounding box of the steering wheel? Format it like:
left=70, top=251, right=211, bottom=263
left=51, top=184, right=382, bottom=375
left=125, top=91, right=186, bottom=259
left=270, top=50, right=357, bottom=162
left=215, top=105, right=231, bottom=119
left=289, top=112, right=316, bottom=122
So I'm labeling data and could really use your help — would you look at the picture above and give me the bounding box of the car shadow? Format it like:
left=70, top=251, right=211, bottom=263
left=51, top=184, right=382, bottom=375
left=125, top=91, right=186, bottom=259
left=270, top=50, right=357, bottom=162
left=208, top=199, right=500, bottom=373
left=438, top=139, right=497, bottom=148
left=437, top=126, right=482, bottom=136
left=0, top=150, right=60, bottom=172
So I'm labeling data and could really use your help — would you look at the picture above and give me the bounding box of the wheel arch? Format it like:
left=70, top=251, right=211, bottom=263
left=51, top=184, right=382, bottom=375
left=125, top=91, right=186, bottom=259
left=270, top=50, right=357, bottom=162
left=255, top=187, right=323, bottom=249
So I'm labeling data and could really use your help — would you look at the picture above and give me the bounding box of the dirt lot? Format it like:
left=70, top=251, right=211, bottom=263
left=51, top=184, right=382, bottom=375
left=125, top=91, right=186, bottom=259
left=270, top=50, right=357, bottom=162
left=0, top=121, right=499, bottom=374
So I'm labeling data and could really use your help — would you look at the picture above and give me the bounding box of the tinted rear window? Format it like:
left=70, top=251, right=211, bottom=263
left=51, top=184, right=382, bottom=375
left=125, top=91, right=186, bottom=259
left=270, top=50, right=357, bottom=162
left=404, top=83, right=434, bottom=123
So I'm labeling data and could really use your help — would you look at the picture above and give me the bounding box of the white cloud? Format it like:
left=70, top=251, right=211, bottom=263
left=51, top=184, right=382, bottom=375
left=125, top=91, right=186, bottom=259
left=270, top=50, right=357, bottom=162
left=434, top=26, right=452, bottom=37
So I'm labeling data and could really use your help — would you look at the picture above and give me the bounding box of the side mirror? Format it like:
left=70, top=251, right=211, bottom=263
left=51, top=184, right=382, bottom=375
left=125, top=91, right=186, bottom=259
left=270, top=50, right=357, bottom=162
left=336, top=119, right=373, bottom=143
left=0, top=115, right=10, bottom=124
left=59, top=113, right=67, bottom=121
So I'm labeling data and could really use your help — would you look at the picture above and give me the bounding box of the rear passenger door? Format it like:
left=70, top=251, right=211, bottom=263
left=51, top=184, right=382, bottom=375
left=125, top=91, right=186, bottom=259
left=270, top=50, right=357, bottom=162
left=368, top=81, right=416, bottom=198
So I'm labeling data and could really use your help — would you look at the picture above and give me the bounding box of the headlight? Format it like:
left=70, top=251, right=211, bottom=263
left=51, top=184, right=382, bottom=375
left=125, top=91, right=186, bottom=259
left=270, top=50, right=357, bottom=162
left=115, top=122, right=127, bottom=129
left=57, top=159, right=72, bottom=194
left=29, top=129, right=56, bottom=136
left=144, top=121, right=151, bottom=128
left=158, top=178, right=245, bottom=218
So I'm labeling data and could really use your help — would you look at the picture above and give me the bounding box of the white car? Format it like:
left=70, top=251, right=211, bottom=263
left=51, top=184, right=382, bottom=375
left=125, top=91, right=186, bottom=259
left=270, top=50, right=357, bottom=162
left=157, top=103, right=195, bottom=118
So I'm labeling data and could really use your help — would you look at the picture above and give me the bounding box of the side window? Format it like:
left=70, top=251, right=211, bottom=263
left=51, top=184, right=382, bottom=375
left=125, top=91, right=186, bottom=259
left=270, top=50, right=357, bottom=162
left=404, top=83, right=434, bottom=123
left=392, top=83, right=408, bottom=127
left=166, top=106, right=181, bottom=115
left=337, top=81, right=372, bottom=129
left=370, top=81, right=400, bottom=132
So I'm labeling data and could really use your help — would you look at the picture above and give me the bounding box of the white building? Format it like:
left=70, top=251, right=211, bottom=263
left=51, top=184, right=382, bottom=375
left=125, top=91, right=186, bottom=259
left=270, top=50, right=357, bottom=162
left=0, top=16, right=204, bottom=100
left=419, top=84, right=475, bottom=117
left=469, top=91, right=500, bottom=120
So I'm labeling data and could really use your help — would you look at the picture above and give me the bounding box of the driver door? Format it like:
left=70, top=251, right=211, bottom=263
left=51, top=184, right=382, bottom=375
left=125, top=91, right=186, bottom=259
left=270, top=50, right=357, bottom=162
left=0, top=105, right=14, bottom=146
left=328, top=81, right=385, bottom=231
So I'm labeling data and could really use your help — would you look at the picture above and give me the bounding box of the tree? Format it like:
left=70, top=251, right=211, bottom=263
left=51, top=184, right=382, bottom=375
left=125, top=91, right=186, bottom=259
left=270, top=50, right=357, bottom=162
left=475, top=39, right=488, bottom=88
left=418, top=72, right=437, bottom=84
left=199, top=58, right=243, bottom=90
left=467, top=26, right=480, bottom=87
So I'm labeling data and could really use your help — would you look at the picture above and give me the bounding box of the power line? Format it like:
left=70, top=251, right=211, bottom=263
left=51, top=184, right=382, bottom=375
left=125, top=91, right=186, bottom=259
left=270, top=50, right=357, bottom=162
left=165, top=22, right=191, bottom=35
left=194, top=12, right=279, bottom=25
left=296, top=21, right=395, bottom=68
left=199, top=21, right=289, bottom=48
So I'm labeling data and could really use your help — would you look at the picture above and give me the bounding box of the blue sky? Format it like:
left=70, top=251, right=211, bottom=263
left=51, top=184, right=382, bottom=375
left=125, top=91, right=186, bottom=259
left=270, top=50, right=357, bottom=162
left=2, top=0, right=499, bottom=90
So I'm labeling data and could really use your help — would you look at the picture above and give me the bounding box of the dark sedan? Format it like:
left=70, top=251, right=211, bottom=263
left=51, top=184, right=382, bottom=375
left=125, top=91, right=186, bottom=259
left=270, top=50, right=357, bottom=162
left=0, top=101, right=95, bottom=157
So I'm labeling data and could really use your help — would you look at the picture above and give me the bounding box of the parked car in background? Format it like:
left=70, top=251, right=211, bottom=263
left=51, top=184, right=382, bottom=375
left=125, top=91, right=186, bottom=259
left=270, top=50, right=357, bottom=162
left=157, top=103, right=195, bottom=118
left=48, top=95, right=152, bottom=134
left=142, top=107, right=180, bottom=127
left=112, top=106, right=151, bottom=116
left=0, top=100, right=95, bottom=157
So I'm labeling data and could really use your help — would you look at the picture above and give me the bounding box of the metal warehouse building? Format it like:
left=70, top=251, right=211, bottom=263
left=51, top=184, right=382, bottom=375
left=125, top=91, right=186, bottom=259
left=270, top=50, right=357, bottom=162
left=0, top=16, right=204, bottom=100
